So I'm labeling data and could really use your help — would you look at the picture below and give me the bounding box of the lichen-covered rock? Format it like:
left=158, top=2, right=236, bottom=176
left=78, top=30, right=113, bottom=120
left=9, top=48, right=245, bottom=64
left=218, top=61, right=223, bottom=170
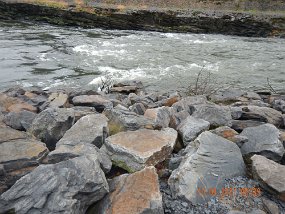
left=103, top=107, right=154, bottom=135
left=239, top=124, right=284, bottom=161
left=177, top=116, right=210, bottom=146
left=72, top=95, right=113, bottom=112
left=101, top=128, right=177, bottom=172
left=144, top=107, right=172, bottom=129
left=0, top=155, right=109, bottom=214
left=29, top=108, right=75, bottom=150
left=0, top=138, right=48, bottom=193
left=56, top=114, right=109, bottom=148
left=3, top=110, right=36, bottom=131
left=251, top=155, right=285, bottom=202
left=192, top=104, right=232, bottom=127
left=92, top=167, right=163, bottom=214
left=168, top=131, right=245, bottom=204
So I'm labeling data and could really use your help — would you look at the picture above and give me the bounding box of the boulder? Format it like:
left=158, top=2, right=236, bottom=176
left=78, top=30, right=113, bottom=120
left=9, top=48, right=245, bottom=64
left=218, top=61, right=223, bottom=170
left=231, top=120, right=266, bottom=132
left=177, top=116, right=210, bottom=146
left=45, top=143, right=111, bottom=173
left=0, top=155, right=109, bottom=214
left=172, top=95, right=207, bottom=113
left=129, top=103, right=146, bottom=115
left=161, top=92, right=180, bottom=107
left=262, top=198, right=280, bottom=214
left=101, top=128, right=177, bottom=172
left=72, top=95, right=113, bottom=112
left=192, top=104, right=232, bottom=127
left=0, top=93, right=36, bottom=113
left=0, top=138, right=48, bottom=193
left=30, top=108, right=75, bottom=150
left=240, top=106, right=283, bottom=127
left=3, top=110, right=36, bottom=131
left=209, top=88, right=246, bottom=103
left=251, top=155, right=285, bottom=201
left=56, top=114, right=109, bottom=148
left=230, top=106, right=243, bottom=120
left=92, top=167, right=163, bottom=214
left=144, top=107, right=172, bottom=129
left=169, top=110, right=190, bottom=130
left=239, top=124, right=284, bottom=161
left=168, top=131, right=245, bottom=204
left=71, top=106, right=97, bottom=121
left=47, top=92, right=69, bottom=108
left=0, top=125, right=28, bottom=143
left=272, top=99, right=285, bottom=114
left=103, top=107, right=154, bottom=135
left=244, top=92, right=262, bottom=100
left=110, top=86, right=137, bottom=94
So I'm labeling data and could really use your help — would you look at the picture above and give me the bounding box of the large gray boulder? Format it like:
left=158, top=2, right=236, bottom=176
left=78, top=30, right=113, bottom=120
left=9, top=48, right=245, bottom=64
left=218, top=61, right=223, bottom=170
left=169, top=110, right=190, bottom=129
left=72, top=95, right=113, bottom=112
left=239, top=124, right=284, bottom=161
left=3, top=110, right=36, bottom=131
left=272, top=99, right=285, bottom=114
left=251, top=155, right=285, bottom=202
left=177, top=116, right=210, bottom=146
left=46, top=143, right=111, bottom=173
left=168, top=131, right=245, bottom=204
left=102, top=128, right=177, bottom=172
left=56, top=114, right=109, bottom=148
left=240, top=106, right=283, bottom=127
left=92, top=167, right=163, bottom=214
left=192, top=104, right=232, bottom=127
left=0, top=155, right=109, bottom=214
left=29, top=108, right=75, bottom=150
left=209, top=88, right=245, bottom=103
left=172, top=95, right=207, bottom=113
left=0, top=138, right=48, bottom=193
left=103, top=107, right=154, bottom=135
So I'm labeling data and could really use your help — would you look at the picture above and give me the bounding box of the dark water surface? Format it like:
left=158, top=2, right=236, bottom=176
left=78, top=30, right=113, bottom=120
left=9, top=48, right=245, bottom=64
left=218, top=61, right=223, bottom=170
left=0, top=20, right=284, bottom=92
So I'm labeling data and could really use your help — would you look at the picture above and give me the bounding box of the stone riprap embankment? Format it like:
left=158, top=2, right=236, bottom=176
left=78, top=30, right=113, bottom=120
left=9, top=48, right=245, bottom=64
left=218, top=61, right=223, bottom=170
left=0, top=82, right=285, bottom=213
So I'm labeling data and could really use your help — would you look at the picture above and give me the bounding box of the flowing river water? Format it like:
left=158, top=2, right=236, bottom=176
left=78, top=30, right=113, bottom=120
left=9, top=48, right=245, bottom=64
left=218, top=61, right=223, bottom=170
left=0, top=20, right=285, bottom=93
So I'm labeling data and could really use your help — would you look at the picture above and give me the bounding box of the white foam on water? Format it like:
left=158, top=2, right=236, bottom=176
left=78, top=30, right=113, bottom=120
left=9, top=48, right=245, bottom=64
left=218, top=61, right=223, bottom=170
left=73, top=45, right=127, bottom=57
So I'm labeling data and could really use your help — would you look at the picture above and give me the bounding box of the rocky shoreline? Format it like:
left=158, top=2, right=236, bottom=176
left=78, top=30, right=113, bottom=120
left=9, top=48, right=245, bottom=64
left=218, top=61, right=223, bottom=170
left=0, top=0, right=285, bottom=38
left=0, top=82, right=284, bottom=213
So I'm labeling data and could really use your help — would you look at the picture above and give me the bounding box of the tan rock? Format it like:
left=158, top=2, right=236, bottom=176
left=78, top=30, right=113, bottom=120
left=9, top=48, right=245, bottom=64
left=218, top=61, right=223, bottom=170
left=0, top=126, right=28, bottom=143
left=262, top=198, right=280, bottom=214
left=162, top=95, right=180, bottom=107
left=251, top=155, right=285, bottom=201
left=93, top=167, right=163, bottom=214
left=48, top=92, right=69, bottom=108
left=7, top=102, right=37, bottom=113
left=144, top=107, right=172, bottom=128
left=102, top=128, right=177, bottom=172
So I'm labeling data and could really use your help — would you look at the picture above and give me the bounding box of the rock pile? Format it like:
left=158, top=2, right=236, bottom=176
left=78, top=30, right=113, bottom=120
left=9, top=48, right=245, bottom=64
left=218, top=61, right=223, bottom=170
left=0, top=84, right=285, bottom=213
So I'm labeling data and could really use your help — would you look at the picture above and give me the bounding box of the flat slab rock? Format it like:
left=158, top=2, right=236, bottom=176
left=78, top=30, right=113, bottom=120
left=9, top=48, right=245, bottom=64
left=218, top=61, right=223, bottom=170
left=251, top=155, right=285, bottom=202
left=72, top=95, right=113, bottom=112
left=168, top=131, right=245, bottom=204
left=0, top=155, right=109, bottom=214
left=92, top=167, right=163, bottom=214
left=240, top=124, right=284, bottom=161
left=101, top=128, right=177, bottom=172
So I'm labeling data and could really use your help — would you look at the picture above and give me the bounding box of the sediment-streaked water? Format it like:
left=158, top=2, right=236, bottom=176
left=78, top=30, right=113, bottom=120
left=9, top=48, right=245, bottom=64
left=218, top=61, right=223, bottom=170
left=0, top=20, right=284, bottom=92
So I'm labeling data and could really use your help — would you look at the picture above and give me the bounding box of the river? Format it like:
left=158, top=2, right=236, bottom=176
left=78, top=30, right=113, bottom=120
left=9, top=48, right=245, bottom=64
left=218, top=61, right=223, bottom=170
left=0, top=20, right=284, bottom=93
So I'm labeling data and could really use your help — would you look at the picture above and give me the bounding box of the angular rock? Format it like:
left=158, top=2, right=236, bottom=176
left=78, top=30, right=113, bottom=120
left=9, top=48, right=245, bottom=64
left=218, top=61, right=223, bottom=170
left=72, top=95, right=113, bottom=112
left=101, top=128, right=177, bottom=172
left=30, top=108, right=75, bottom=150
left=45, top=143, right=111, bottom=173
left=92, top=167, right=163, bottom=214
left=71, top=106, right=97, bottom=121
left=240, top=106, right=283, bottom=127
left=144, top=107, right=172, bottom=129
left=129, top=103, right=146, bottom=115
left=272, top=99, right=285, bottom=114
left=47, top=92, right=69, bottom=108
left=7, top=102, right=37, bottom=113
left=57, top=114, right=109, bottom=148
left=169, top=110, right=190, bottom=130
left=177, top=116, right=210, bottom=146
left=104, top=107, right=154, bottom=135
left=262, top=198, right=280, bottom=214
left=3, top=110, right=36, bottom=131
left=161, top=93, right=180, bottom=107
left=230, top=106, right=243, bottom=120
left=239, top=124, right=284, bottom=161
left=0, top=125, right=28, bottom=143
left=251, top=155, right=285, bottom=202
left=192, top=104, right=232, bottom=127
left=231, top=120, right=266, bottom=132
left=244, top=92, right=262, bottom=100
left=0, top=155, right=109, bottom=214
left=110, top=86, right=137, bottom=94
left=172, top=95, right=207, bottom=113
left=168, top=131, right=245, bottom=204
left=0, top=138, right=48, bottom=193
left=209, top=88, right=245, bottom=103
